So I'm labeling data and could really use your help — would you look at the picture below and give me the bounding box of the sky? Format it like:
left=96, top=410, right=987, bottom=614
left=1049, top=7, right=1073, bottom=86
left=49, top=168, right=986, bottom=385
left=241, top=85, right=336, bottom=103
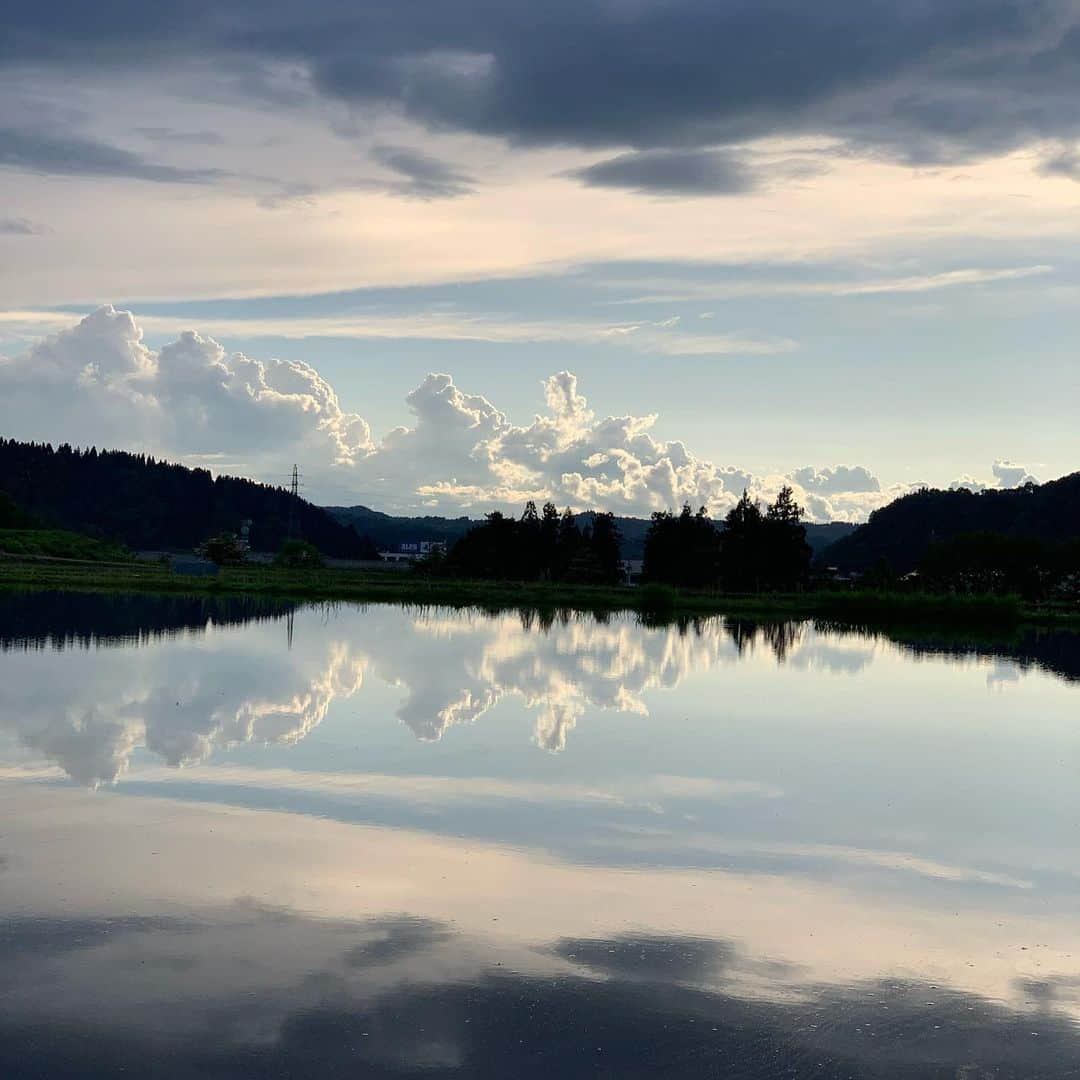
left=1, top=1, right=1078, bottom=520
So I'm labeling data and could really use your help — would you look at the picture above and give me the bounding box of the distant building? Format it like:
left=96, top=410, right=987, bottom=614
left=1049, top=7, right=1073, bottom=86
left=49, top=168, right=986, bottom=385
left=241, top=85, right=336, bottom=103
left=398, top=541, right=446, bottom=556
left=379, top=540, right=447, bottom=563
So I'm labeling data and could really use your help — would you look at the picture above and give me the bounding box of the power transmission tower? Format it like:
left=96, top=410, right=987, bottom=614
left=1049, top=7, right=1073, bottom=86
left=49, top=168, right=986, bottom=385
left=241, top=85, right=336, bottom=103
left=286, top=464, right=303, bottom=540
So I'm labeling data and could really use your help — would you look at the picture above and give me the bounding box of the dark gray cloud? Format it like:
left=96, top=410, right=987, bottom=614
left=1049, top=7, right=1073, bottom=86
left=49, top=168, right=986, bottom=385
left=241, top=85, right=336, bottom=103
left=1040, top=145, right=1080, bottom=179
left=342, top=916, right=452, bottom=968
left=4, top=1, right=1080, bottom=171
left=0, top=127, right=227, bottom=184
left=569, top=149, right=755, bottom=196
left=5, top=911, right=1080, bottom=1078
left=551, top=933, right=737, bottom=984
left=371, top=144, right=474, bottom=199
left=0, top=216, right=47, bottom=235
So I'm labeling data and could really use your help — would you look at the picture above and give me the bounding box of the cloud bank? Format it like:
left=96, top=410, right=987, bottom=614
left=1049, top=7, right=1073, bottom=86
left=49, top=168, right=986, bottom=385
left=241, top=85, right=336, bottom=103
left=0, top=306, right=1016, bottom=521
left=7, top=1, right=1080, bottom=179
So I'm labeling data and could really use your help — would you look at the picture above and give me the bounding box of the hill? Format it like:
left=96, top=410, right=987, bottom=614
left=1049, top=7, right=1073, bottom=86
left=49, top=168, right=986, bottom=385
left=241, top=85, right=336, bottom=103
left=0, top=438, right=366, bottom=558
left=822, top=472, right=1080, bottom=573
left=326, top=505, right=855, bottom=559
left=325, top=504, right=476, bottom=552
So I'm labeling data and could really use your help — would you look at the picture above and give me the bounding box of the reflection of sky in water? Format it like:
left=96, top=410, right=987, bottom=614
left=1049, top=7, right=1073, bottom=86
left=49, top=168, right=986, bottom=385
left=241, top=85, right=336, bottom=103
left=2, top=595, right=1080, bottom=1075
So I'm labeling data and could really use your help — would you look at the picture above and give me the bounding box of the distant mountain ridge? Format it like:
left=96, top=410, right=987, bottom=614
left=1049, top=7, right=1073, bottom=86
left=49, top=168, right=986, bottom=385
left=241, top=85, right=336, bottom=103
left=821, top=472, right=1080, bottom=573
left=327, top=505, right=856, bottom=560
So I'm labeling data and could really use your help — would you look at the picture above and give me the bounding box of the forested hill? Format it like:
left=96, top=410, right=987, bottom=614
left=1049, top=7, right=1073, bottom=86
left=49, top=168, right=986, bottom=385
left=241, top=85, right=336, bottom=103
left=822, top=472, right=1080, bottom=573
left=0, top=438, right=366, bottom=557
left=327, top=505, right=855, bottom=559
left=325, top=504, right=476, bottom=552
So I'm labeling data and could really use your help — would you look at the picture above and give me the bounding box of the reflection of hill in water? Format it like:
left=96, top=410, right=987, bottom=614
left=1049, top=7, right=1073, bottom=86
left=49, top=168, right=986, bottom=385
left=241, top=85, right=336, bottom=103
left=906, top=628, right=1080, bottom=684
left=0, top=591, right=295, bottom=652
left=715, top=615, right=1080, bottom=684
left=813, top=620, right=1080, bottom=685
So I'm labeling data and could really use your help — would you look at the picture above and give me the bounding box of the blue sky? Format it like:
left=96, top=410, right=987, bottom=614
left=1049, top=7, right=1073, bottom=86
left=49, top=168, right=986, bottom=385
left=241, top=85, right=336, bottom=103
left=2, top=1, right=1078, bottom=517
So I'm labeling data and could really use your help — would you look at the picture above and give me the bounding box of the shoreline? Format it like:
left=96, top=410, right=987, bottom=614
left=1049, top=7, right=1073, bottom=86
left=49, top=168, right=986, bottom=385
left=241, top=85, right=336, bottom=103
left=2, top=558, right=1078, bottom=629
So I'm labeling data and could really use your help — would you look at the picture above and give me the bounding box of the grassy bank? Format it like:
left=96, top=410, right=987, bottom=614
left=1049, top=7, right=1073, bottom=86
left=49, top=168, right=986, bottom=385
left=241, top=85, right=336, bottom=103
left=0, top=529, right=131, bottom=562
left=1, top=556, right=1071, bottom=627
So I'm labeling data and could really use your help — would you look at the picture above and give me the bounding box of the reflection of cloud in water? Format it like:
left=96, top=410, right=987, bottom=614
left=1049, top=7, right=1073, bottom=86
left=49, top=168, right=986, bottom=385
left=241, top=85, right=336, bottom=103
left=0, top=635, right=366, bottom=785
left=11, top=600, right=1069, bottom=787
left=788, top=640, right=876, bottom=675
left=390, top=612, right=743, bottom=750
left=3, top=784, right=1080, bottom=1076
left=109, top=764, right=783, bottom=814
left=3, top=607, right=779, bottom=782
left=987, top=659, right=1024, bottom=690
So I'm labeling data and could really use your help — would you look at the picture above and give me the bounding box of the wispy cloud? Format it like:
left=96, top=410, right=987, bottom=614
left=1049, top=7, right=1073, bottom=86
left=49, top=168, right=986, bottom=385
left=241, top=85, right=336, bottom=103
left=371, top=144, right=474, bottom=200
left=6, top=307, right=794, bottom=358
left=601, top=264, right=1054, bottom=304
left=0, top=216, right=49, bottom=236
left=0, top=127, right=227, bottom=184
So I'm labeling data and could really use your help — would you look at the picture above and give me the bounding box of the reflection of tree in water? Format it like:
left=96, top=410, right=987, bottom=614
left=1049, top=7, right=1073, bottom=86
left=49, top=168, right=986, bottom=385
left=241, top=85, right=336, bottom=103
left=723, top=619, right=805, bottom=663
left=0, top=591, right=295, bottom=652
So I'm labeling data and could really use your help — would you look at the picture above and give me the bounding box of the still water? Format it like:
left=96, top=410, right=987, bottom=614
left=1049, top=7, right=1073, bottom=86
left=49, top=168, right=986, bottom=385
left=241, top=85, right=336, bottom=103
left=2, top=591, right=1080, bottom=1077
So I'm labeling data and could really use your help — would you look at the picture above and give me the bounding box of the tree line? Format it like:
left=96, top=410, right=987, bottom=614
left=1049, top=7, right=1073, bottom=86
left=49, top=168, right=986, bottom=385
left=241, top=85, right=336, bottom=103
left=428, top=501, right=624, bottom=584
left=917, top=532, right=1080, bottom=602
left=642, top=487, right=811, bottom=591
left=425, top=487, right=813, bottom=591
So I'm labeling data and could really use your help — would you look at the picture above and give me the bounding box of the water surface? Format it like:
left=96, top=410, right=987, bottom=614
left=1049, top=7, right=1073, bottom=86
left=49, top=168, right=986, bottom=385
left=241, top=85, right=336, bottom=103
left=2, top=592, right=1080, bottom=1077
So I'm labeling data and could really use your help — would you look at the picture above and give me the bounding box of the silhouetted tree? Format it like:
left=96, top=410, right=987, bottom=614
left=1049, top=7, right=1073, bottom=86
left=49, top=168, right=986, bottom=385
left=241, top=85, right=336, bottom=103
left=197, top=533, right=247, bottom=566
left=719, top=492, right=766, bottom=591
left=760, top=485, right=811, bottom=591
left=556, top=507, right=583, bottom=579
left=538, top=502, right=560, bottom=579
left=718, top=488, right=810, bottom=592
left=589, top=512, right=623, bottom=585
left=643, top=504, right=722, bottom=587
left=274, top=539, right=323, bottom=569
left=439, top=502, right=623, bottom=584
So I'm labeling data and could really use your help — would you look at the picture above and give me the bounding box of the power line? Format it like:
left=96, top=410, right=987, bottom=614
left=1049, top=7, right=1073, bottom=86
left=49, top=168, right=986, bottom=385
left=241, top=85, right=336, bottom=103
left=286, top=464, right=303, bottom=540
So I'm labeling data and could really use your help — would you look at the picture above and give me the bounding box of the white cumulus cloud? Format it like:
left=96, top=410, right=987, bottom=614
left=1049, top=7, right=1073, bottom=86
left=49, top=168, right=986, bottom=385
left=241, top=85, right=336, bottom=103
left=991, top=459, right=1039, bottom=489
left=0, top=305, right=372, bottom=470
left=950, top=461, right=1039, bottom=493
left=0, top=305, right=920, bottom=521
